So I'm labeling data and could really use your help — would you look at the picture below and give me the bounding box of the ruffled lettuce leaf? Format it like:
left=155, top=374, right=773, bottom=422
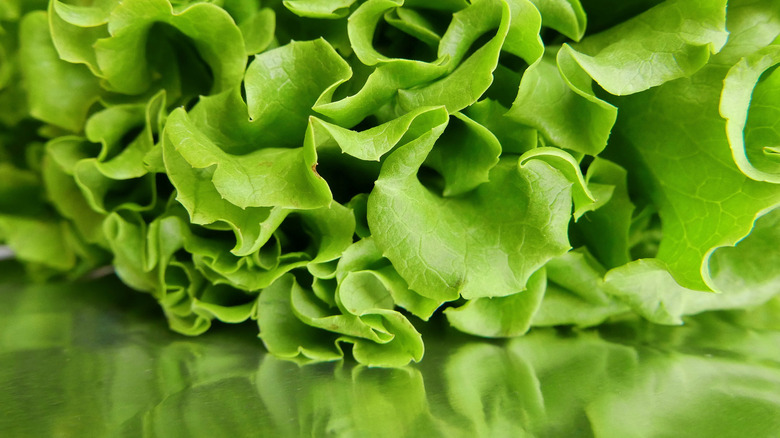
left=2, top=0, right=780, bottom=368
left=721, top=37, right=780, bottom=183
left=571, top=157, right=634, bottom=268
left=565, top=0, right=728, bottom=96
left=604, top=207, right=780, bottom=325
left=368, top=114, right=584, bottom=302
left=508, top=0, right=729, bottom=155
left=256, top=273, right=424, bottom=367
left=19, top=11, right=102, bottom=132
left=283, top=0, right=357, bottom=19
left=529, top=0, right=586, bottom=41
left=444, top=268, right=547, bottom=338
left=532, top=248, right=628, bottom=327
left=48, top=0, right=247, bottom=105
left=602, top=0, right=780, bottom=292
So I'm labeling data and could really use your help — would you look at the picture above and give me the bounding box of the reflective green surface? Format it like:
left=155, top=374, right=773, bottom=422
left=1, top=259, right=779, bottom=437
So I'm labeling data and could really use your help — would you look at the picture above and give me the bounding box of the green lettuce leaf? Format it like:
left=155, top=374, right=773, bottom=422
left=603, top=0, right=780, bottom=292
left=533, top=248, right=628, bottom=327
left=19, top=11, right=101, bottom=132
left=368, top=112, right=579, bottom=302
left=257, top=273, right=424, bottom=367
left=3, top=0, right=780, bottom=367
left=721, top=38, right=780, bottom=183
left=444, top=268, right=547, bottom=337
left=604, top=208, right=780, bottom=325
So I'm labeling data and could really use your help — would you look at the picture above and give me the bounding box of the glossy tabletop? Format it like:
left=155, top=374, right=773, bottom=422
left=1, top=259, right=779, bottom=437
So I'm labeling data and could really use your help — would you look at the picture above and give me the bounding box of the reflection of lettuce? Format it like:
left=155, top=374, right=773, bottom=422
left=4, top=270, right=779, bottom=436
left=1, top=0, right=779, bottom=366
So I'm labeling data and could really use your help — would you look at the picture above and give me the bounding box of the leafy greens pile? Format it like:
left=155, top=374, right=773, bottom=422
left=1, top=0, right=779, bottom=366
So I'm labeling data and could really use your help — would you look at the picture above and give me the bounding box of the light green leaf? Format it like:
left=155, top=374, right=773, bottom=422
left=518, top=146, right=595, bottom=218
left=402, top=0, right=469, bottom=11
left=721, top=41, right=780, bottom=183
left=103, top=211, right=156, bottom=292
left=397, top=0, right=513, bottom=113
left=283, top=0, right=356, bottom=19
left=49, top=0, right=112, bottom=74
left=313, top=0, right=449, bottom=126
left=318, top=105, right=450, bottom=161
left=368, top=118, right=574, bottom=302
left=565, top=0, right=728, bottom=95
left=42, top=147, right=107, bottom=246
left=238, top=8, right=275, bottom=55
left=162, top=39, right=354, bottom=215
left=313, top=59, right=448, bottom=127
left=507, top=47, right=617, bottom=156
left=384, top=7, right=441, bottom=48
left=603, top=4, right=780, bottom=291
left=337, top=271, right=396, bottom=314
left=347, top=0, right=405, bottom=66
left=165, top=107, right=333, bottom=210
left=52, top=0, right=116, bottom=27
left=191, top=284, right=257, bottom=324
left=464, top=99, right=537, bottom=155
left=424, top=112, right=501, bottom=197
left=19, top=11, right=102, bottom=131
left=528, top=0, right=586, bottom=41
left=605, top=208, right=780, bottom=324
left=244, top=38, right=352, bottom=147
left=348, top=309, right=424, bottom=367
left=157, top=200, right=353, bottom=292
left=573, top=157, right=634, bottom=268
left=0, top=215, right=74, bottom=270
left=256, top=274, right=344, bottom=364
left=84, top=89, right=166, bottom=179
left=161, top=125, right=290, bottom=257
left=445, top=268, right=546, bottom=338
left=93, top=0, right=246, bottom=96
left=533, top=247, right=628, bottom=327
left=336, top=237, right=441, bottom=319
left=72, top=159, right=156, bottom=213
left=287, top=274, right=425, bottom=366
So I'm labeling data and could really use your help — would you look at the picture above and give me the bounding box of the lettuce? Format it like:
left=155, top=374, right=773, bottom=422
left=1, top=0, right=778, bottom=366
